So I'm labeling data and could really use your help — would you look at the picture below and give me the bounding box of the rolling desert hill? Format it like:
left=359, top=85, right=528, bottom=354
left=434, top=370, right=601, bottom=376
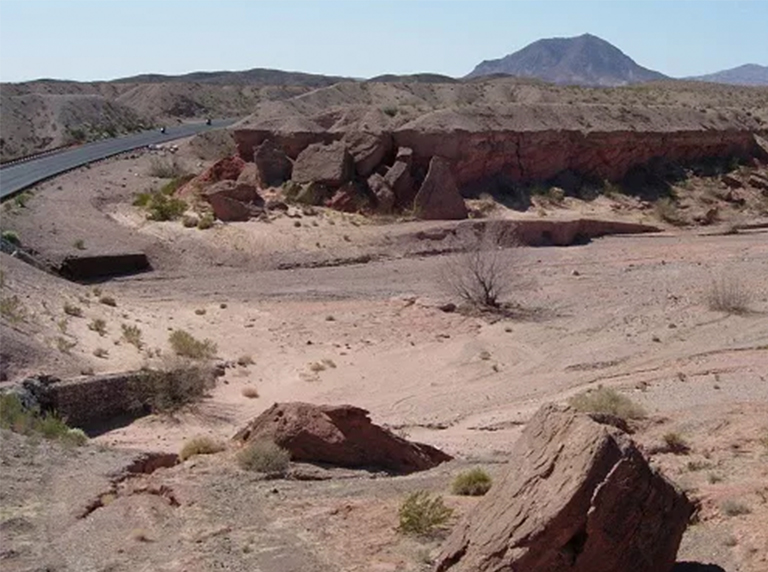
left=466, top=33, right=668, bottom=86
left=689, top=63, right=768, bottom=86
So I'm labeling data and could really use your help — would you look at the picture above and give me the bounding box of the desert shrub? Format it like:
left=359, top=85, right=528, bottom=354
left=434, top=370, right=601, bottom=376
left=241, top=386, right=259, bottom=398
left=121, top=323, right=143, bottom=349
left=397, top=491, right=453, bottom=536
left=197, top=213, right=215, bottom=229
left=655, top=197, right=686, bottom=226
left=146, top=192, right=187, bottom=221
left=168, top=330, right=217, bottom=360
left=148, top=157, right=188, bottom=179
left=73, top=239, right=86, bottom=250
left=144, top=361, right=215, bottom=412
left=0, top=393, right=86, bottom=446
left=179, top=436, right=225, bottom=461
left=2, top=229, right=21, bottom=245
left=661, top=432, right=691, bottom=455
left=182, top=215, right=199, bottom=228
left=56, top=337, right=76, bottom=353
left=706, top=275, right=751, bottom=314
left=13, top=191, right=32, bottom=208
left=88, top=318, right=107, bottom=336
left=0, top=295, right=25, bottom=323
left=63, top=303, right=83, bottom=317
left=99, top=295, right=117, bottom=307
left=569, top=386, right=647, bottom=420
left=442, top=225, right=522, bottom=309
left=720, top=499, right=751, bottom=516
left=93, top=347, right=109, bottom=359
left=382, top=106, right=399, bottom=117
left=237, top=440, right=291, bottom=474
left=452, top=468, right=492, bottom=496
left=237, top=354, right=255, bottom=366
left=159, top=174, right=194, bottom=195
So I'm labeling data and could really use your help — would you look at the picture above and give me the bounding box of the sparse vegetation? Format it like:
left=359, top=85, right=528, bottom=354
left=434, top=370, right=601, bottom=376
left=452, top=468, right=492, bottom=496
left=2, top=229, right=21, bottom=245
left=121, top=323, right=143, bottom=349
left=168, top=330, right=217, bottom=360
left=141, top=359, right=214, bottom=412
left=194, top=308, right=206, bottom=315
left=661, top=432, right=691, bottom=455
left=382, top=106, right=399, bottom=117
left=655, top=197, right=686, bottom=226
left=182, top=215, right=199, bottom=228
left=88, top=318, right=107, bottom=336
left=93, top=347, right=109, bottom=359
left=569, top=386, right=647, bottom=420
left=241, top=386, right=259, bottom=399
left=135, top=190, right=188, bottom=221
left=0, top=393, right=87, bottom=446
left=13, top=191, right=33, bottom=208
left=197, top=213, right=215, bottom=229
left=63, top=302, right=83, bottom=317
left=397, top=491, right=453, bottom=536
left=1, top=295, right=26, bottom=323
left=56, top=336, right=76, bottom=353
left=99, top=295, right=117, bottom=307
left=237, top=354, right=255, bottom=366
left=442, top=225, right=521, bottom=309
left=147, top=157, right=188, bottom=179
left=720, top=499, right=751, bottom=517
left=73, top=239, right=86, bottom=250
left=236, top=440, right=291, bottom=474
left=706, top=274, right=751, bottom=314
left=179, top=436, right=225, bottom=461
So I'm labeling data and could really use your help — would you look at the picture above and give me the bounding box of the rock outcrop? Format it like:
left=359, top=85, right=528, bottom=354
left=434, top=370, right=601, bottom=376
left=177, top=155, right=246, bottom=197
left=253, top=139, right=293, bottom=187
left=232, top=402, right=452, bottom=474
left=344, top=131, right=392, bottom=177
left=413, top=156, right=468, bottom=220
left=435, top=404, right=694, bottom=572
left=385, top=147, right=417, bottom=208
left=203, top=180, right=263, bottom=222
left=291, top=141, right=353, bottom=187
left=367, top=173, right=395, bottom=214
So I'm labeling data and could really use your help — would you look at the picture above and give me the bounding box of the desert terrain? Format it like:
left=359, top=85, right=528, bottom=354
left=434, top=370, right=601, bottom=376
left=2, top=73, right=768, bottom=572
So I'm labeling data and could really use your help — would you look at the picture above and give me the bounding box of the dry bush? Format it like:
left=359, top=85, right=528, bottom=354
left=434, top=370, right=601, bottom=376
left=143, top=359, right=215, bottom=413
left=93, top=347, right=109, bottom=359
left=706, top=274, right=751, bottom=314
left=237, top=354, right=255, bottom=366
left=168, top=329, right=217, bottom=360
left=88, top=318, right=107, bottom=336
left=569, top=386, right=647, bottom=420
left=236, top=440, right=291, bottom=475
left=99, top=295, right=117, bottom=307
left=397, top=491, right=453, bottom=536
left=147, top=157, right=187, bottom=179
left=452, top=468, right=492, bottom=496
left=442, top=224, right=523, bottom=309
left=63, top=302, right=83, bottom=317
left=241, top=386, right=259, bottom=399
left=121, top=324, right=143, bottom=349
left=179, top=436, right=225, bottom=461
left=661, top=432, right=691, bottom=455
left=720, top=499, right=751, bottom=517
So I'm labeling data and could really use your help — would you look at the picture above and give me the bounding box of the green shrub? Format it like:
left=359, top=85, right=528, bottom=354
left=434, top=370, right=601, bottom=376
left=197, top=213, right=215, bottom=229
left=159, top=174, right=194, bottom=195
left=0, top=393, right=87, bottom=446
left=569, top=386, right=647, bottom=420
left=13, top=191, right=32, bottom=208
left=73, top=239, right=86, bottom=250
left=144, top=362, right=214, bottom=412
left=397, top=491, right=453, bottom=536
left=121, top=324, right=143, bottom=349
left=236, top=440, right=291, bottom=474
left=452, top=468, right=492, bottom=496
left=1, top=230, right=21, bottom=245
left=168, top=329, right=217, bottom=360
left=179, top=436, right=225, bottom=461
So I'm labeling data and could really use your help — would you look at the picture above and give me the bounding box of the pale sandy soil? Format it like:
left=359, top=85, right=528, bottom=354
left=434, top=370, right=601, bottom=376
left=1, top=142, right=768, bottom=571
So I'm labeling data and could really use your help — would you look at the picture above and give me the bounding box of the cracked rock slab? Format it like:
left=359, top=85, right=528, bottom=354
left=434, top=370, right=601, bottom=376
left=435, top=404, right=694, bottom=572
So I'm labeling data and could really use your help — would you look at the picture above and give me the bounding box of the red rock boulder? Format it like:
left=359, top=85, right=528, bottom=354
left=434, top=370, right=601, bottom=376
left=292, top=141, right=353, bottom=188
left=232, top=402, right=452, bottom=474
left=385, top=147, right=417, bottom=208
left=203, top=180, right=263, bottom=222
left=177, top=156, right=246, bottom=198
left=413, top=156, right=468, bottom=220
left=435, top=404, right=694, bottom=572
left=345, top=131, right=393, bottom=177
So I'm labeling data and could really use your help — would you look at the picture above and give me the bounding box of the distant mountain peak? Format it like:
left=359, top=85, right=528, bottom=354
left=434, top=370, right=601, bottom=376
left=467, top=34, right=667, bottom=87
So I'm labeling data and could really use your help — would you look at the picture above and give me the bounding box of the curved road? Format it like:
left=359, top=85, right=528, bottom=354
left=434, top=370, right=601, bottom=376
left=0, top=119, right=236, bottom=200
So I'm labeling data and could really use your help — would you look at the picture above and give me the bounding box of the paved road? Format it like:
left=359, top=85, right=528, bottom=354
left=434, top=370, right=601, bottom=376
left=0, top=119, right=236, bottom=199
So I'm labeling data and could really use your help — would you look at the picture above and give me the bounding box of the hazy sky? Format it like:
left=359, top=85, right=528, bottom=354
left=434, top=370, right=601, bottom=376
left=0, top=0, right=766, bottom=83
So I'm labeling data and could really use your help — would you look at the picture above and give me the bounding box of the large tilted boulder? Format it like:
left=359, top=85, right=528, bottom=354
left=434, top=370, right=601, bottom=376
left=345, top=131, right=392, bottom=178
left=435, top=404, right=694, bottom=572
left=253, top=139, right=293, bottom=187
left=203, top=180, right=263, bottom=222
left=413, top=156, right=468, bottom=220
left=292, top=141, right=353, bottom=187
left=232, top=402, right=452, bottom=474
left=385, top=147, right=417, bottom=208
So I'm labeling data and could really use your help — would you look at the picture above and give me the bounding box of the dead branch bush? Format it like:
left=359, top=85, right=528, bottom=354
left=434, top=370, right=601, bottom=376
left=442, top=223, right=524, bottom=310
left=706, top=274, right=751, bottom=314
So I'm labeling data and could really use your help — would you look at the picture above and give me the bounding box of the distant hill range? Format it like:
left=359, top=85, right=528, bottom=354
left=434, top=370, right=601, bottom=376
left=466, top=33, right=667, bottom=86
left=113, top=67, right=349, bottom=87
left=687, top=64, right=768, bottom=86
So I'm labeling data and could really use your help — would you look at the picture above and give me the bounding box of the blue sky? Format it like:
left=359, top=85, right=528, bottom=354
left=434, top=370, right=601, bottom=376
left=0, top=0, right=765, bottom=83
